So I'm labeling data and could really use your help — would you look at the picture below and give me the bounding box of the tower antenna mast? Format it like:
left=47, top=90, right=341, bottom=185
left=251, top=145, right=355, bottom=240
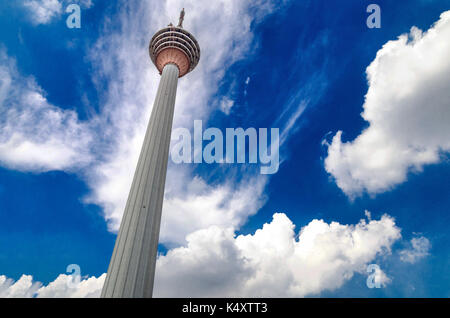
left=178, top=8, right=185, bottom=28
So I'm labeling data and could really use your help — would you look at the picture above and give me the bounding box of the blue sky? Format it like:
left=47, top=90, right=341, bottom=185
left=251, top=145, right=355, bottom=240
left=0, top=0, right=449, bottom=297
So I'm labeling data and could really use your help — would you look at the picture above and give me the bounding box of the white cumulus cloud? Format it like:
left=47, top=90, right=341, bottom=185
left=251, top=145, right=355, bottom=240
left=0, top=213, right=401, bottom=298
left=0, top=212, right=405, bottom=297
left=154, top=212, right=401, bottom=297
left=325, top=11, right=450, bottom=198
left=36, top=273, right=105, bottom=298
left=0, top=275, right=41, bottom=298
left=0, top=273, right=105, bottom=298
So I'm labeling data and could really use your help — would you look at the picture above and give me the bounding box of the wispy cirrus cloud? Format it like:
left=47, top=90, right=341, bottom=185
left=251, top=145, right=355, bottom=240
left=0, top=49, right=92, bottom=172
left=399, top=236, right=431, bottom=264
left=23, top=0, right=94, bottom=25
left=82, top=0, right=293, bottom=239
left=3, top=0, right=293, bottom=244
left=23, top=0, right=62, bottom=25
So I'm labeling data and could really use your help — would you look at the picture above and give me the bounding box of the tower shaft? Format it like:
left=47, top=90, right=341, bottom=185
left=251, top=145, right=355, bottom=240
left=101, top=63, right=179, bottom=298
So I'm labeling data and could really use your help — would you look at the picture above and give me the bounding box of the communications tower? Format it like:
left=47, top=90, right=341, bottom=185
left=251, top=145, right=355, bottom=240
left=101, top=9, right=200, bottom=298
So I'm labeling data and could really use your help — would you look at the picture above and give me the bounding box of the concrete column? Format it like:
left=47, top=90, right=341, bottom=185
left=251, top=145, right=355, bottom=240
left=101, top=63, right=179, bottom=298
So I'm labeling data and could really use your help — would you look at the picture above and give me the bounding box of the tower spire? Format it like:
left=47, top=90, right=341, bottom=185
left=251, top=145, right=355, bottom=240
left=178, top=8, right=185, bottom=28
